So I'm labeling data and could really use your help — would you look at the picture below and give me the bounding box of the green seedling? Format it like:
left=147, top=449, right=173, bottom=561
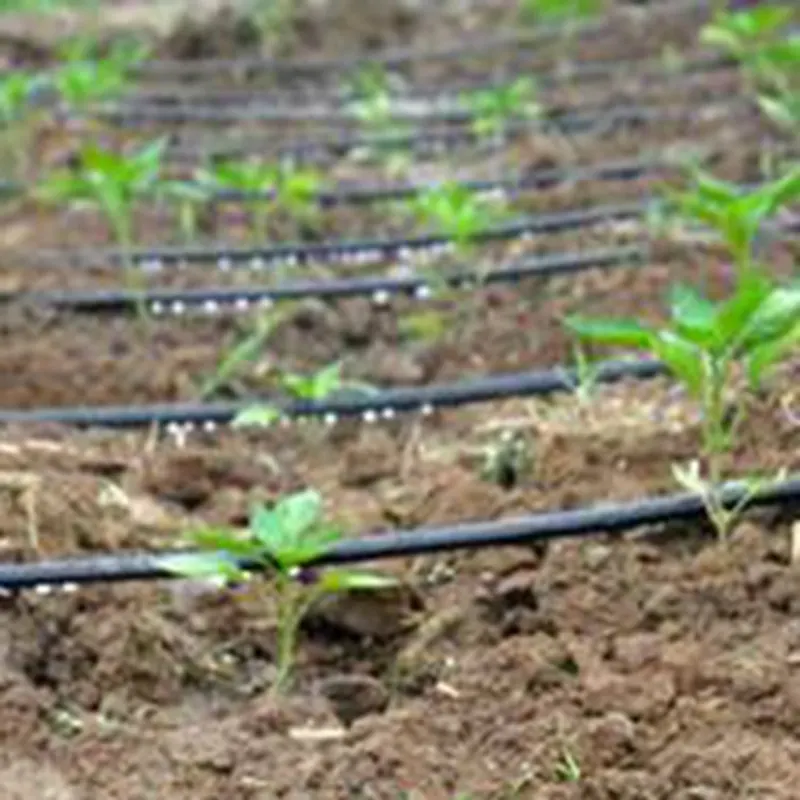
left=411, top=182, right=508, bottom=255
left=272, top=160, right=322, bottom=225
left=462, top=77, right=540, bottom=141
left=398, top=309, right=449, bottom=343
left=346, top=65, right=413, bottom=177
left=233, top=360, right=375, bottom=428
left=36, top=139, right=166, bottom=311
left=520, top=0, right=603, bottom=56
left=701, top=5, right=793, bottom=84
left=160, top=489, right=396, bottom=692
left=157, top=178, right=212, bottom=244
left=662, top=165, right=800, bottom=271
left=50, top=40, right=146, bottom=113
left=758, top=89, right=800, bottom=135
left=554, top=748, right=582, bottom=783
left=0, top=72, right=43, bottom=178
left=200, top=306, right=290, bottom=399
left=701, top=4, right=798, bottom=117
left=196, top=159, right=278, bottom=242
left=566, top=271, right=800, bottom=540
left=36, top=138, right=166, bottom=253
left=520, top=0, right=601, bottom=23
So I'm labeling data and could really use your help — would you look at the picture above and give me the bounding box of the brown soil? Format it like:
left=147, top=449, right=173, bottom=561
left=1, top=2, right=800, bottom=799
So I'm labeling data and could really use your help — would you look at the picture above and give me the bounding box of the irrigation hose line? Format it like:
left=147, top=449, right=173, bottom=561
left=163, top=102, right=735, bottom=164
left=0, top=157, right=668, bottom=212
left=93, top=93, right=742, bottom=125
left=21, top=245, right=647, bottom=316
left=40, top=179, right=797, bottom=270
left=129, top=0, right=710, bottom=78
left=37, top=202, right=650, bottom=270
left=0, top=357, right=669, bottom=430
left=118, top=58, right=739, bottom=116
left=127, top=54, right=734, bottom=105
left=2, top=475, right=799, bottom=593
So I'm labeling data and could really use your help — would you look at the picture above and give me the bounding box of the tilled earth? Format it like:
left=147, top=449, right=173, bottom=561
left=0, top=1, right=799, bottom=798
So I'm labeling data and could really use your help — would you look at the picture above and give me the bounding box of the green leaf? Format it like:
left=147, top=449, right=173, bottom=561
left=652, top=331, right=706, bottom=397
left=668, top=284, right=718, bottom=346
left=232, top=405, right=281, bottom=428
left=188, top=525, right=258, bottom=557
left=275, top=489, right=324, bottom=540
left=318, top=569, right=398, bottom=593
left=740, top=285, right=800, bottom=349
left=564, top=316, right=654, bottom=349
left=159, top=553, right=245, bottom=582
left=312, top=361, right=344, bottom=398
left=746, top=320, right=800, bottom=387
left=714, top=269, right=774, bottom=345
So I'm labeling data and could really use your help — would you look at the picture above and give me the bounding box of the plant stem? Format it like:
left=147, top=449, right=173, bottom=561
left=112, top=209, right=149, bottom=325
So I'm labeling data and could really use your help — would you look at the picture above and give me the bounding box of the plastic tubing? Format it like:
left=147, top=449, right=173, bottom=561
left=1, top=474, right=797, bottom=592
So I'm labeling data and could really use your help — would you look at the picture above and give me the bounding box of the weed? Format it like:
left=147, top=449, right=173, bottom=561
left=161, top=489, right=395, bottom=691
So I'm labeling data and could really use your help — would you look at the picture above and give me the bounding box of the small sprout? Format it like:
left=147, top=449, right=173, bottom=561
left=399, top=310, right=449, bottom=343
left=233, top=360, right=375, bottom=428
left=411, top=182, right=508, bottom=255
left=520, top=0, right=601, bottom=23
left=345, top=64, right=412, bottom=176
left=156, top=179, right=212, bottom=244
left=554, top=748, right=582, bottom=782
left=462, top=77, right=540, bottom=141
left=160, top=489, right=396, bottom=692
left=201, top=306, right=290, bottom=399
left=196, top=158, right=277, bottom=243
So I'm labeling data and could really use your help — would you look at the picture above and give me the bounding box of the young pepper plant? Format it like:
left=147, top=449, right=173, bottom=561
left=411, top=182, right=508, bottom=256
left=233, top=360, right=375, bottom=428
left=565, top=272, right=800, bottom=540
left=195, top=159, right=278, bottom=243
left=0, top=72, right=41, bottom=179
left=701, top=5, right=794, bottom=95
left=160, top=489, right=396, bottom=692
left=462, top=77, right=540, bottom=142
left=662, top=165, right=800, bottom=272
left=35, top=139, right=167, bottom=309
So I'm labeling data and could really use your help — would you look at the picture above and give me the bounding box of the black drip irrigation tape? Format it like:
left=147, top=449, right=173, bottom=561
left=0, top=157, right=663, bottom=211
left=163, top=101, right=742, bottom=163
left=43, top=202, right=647, bottom=270
left=129, top=0, right=709, bottom=78
left=92, top=92, right=741, bottom=125
left=0, top=357, right=668, bottom=430
left=21, top=245, right=647, bottom=316
left=2, top=475, right=798, bottom=593
left=128, top=54, right=735, bottom=105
